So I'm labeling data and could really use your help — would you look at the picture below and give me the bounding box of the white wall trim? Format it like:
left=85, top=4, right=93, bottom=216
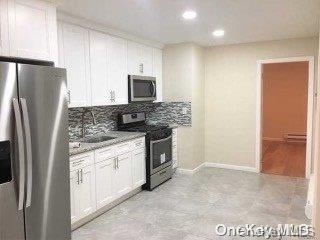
left=205, top=162, right=258, bottom=173
left=57, top=11, right=164, bottom=49
left=176, top=163, right=206, bottom=175
left=255, top=56, right=315, bottom=178
left=177, top=162, right=258, bottom=175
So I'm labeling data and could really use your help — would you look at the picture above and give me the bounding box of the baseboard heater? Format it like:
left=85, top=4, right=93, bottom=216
left=284, top=133, right=306, bottom=143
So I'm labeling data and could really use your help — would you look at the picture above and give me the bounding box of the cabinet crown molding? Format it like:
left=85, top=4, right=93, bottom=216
left=57, top=11, right=164, bottom=49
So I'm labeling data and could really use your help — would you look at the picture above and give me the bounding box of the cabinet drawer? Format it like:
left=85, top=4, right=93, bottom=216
left=70, top=151, right=94, bottom=171
left=115, top=141, right=132, bottom=155
left=133, top=137, right=145, bottom=150
left=95, top=146, right=116, bottom=164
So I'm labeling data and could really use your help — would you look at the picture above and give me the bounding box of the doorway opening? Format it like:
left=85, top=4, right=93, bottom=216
left=256, top=57, right=315, bottom=178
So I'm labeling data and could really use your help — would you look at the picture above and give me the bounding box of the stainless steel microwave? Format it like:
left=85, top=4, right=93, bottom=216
left=129, top=75, right=157, bottom=102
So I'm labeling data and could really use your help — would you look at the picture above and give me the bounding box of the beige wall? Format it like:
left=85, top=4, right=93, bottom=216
left=263, top=62, right=309, bottom=140
left=163, top=43, right=205, bottom=169
left=205, top=37, right=319, bottom=168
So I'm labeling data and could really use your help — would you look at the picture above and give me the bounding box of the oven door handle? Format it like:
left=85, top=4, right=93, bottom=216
left=150, top=135, right=172, bottom=145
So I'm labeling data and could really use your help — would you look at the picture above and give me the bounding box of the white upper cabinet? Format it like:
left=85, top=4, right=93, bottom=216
left=58, top=22, right=91, bottom=107
left=89, top=30, right=109, bottom=106
left=7, top=0, right=58, bottom=63
left=140, top=45, right=153, bottom=76
left=108, top=36, right=128, bottom=105
left=127, top=41, right=153, bottom=76
left=153, top=48, right=163, bottom=102
left=0, top=0, right=9, bottom=56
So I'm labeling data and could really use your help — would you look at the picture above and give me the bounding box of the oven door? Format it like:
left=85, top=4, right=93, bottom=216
left=129, top=75, right=157, bottom=102
left=150, top=135, right=172, bottom=175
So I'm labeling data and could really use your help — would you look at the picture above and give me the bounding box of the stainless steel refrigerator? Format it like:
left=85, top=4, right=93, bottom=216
left=0, top=58, right=71, bottom=240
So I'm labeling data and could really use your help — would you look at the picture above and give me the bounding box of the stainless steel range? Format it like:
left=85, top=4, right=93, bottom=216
left=118, top=112, right=173, bottom=190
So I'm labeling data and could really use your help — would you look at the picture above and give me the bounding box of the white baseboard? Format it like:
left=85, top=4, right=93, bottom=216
left=177, top=163, right=205, bottom=175
left=205, top=162, right=258, bottom=173
left=177, top=162, right=258, bottom=175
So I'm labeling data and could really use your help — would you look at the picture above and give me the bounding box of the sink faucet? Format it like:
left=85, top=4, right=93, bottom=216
left=81, top=108, right=97, bottom=139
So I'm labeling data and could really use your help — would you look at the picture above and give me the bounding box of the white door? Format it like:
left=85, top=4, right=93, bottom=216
left=70, top=170, right=79, bottom=224
left=108, top=36, right=128, bottom=105
left=127, top=41, right=141, bottom=75
left=78, top=165, right=96, bottom=218
left=58, top=22, right=91, bottom=107
left=7, top=0, right=58, bottom=62
left=113, top=153, right=132, bottom=197
left=140, top=45, right=153, bottom=76
left=132, top=148, right=146, bottom=188
left=153, top=48, right=163, bottom=102
left=95, top=159, right=115, bottom=209
left=89, top=30, right=109, bottom=106
left=0, top=0, right=9, bottom=56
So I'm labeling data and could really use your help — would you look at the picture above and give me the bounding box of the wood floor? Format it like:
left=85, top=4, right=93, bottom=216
left=261, top=140, right=306, bottom=178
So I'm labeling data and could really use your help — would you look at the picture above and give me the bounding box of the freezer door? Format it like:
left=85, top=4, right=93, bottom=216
left=0, top=62, right=25, bottom=240
left=18, top=64, right=71, bottom=240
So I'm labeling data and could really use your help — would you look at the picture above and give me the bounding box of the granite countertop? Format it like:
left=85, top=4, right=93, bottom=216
left=69, top=131, right=146, bottom=156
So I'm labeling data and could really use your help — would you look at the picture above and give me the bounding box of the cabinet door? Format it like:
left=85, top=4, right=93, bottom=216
left=127, top=41, right=153, bottom=77
left=78, top=165, right=96, bottom=218
left=113, top=153, right=132, bottom=197
left=132, top=148, right=146, bottom=188
left=58, top=22, right=91, bottom=107
left=0, top=0, right=9, bottom=56
left=140, top=45, right=153, bottom=76
left=70, top=170, right=79, bottom=224
left=95, top=159, right=115, bottom=209
left=108, top=36, right=128, bottom=105
left=127, top=41, right=141, bottom=75
left=153, top=48, right=163, bottom=102
left=90, top=30, right=109, bottom=106
left=7, top=0, right=58, bottom=62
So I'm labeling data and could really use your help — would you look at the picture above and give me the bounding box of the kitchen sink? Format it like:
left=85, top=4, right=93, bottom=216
left=81, top=135, right=116, bottom=143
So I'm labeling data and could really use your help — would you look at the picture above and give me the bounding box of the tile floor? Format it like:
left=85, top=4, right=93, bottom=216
left=72, top=168, right=310, bottom=240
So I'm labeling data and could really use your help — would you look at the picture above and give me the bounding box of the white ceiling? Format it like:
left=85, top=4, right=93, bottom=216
left=58, top=0, right=320, bottom=47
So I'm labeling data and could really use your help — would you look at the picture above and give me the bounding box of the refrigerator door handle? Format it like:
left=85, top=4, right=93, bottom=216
left=20, top=98, right=33, bottom=208
left=12, top=98, right=26, bottom=211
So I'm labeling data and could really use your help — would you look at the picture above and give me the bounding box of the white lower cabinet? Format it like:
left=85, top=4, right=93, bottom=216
left=78, top=165, right=96, bottom=217
left=132, top=148, right=146, bottom=188
left=69, top=170, right=78, bottom=224
left=70, top=137, right=146, bottom=224
left=172, top=128, right=178, bottom=169
left=95, top=158, right=114, bottom=209
left=113, top=153, right=133, bottom=197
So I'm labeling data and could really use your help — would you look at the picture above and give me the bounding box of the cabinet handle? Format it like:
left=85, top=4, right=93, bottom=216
left=117, top=157, right=119, bottom=169
left=67, top=90, right=71, bottom=104
left=139, top=63, right=144, bottom=74
left=113, top=158, right=117, bottom=170
left=80, top=169, right=83, bottom=183
left=76, top=170, right=80, bottom=185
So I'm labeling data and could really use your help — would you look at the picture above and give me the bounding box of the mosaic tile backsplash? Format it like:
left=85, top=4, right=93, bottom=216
left=69, top=102, right=191, bottom=141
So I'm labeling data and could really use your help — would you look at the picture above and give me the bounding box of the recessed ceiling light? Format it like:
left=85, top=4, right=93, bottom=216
left=182, top=10, right=197, bottom=20
left=212, top=29, right=225, bottom=37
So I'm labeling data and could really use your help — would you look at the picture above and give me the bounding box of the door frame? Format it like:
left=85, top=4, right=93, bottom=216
left=255, top=56, right=315, bottom=178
